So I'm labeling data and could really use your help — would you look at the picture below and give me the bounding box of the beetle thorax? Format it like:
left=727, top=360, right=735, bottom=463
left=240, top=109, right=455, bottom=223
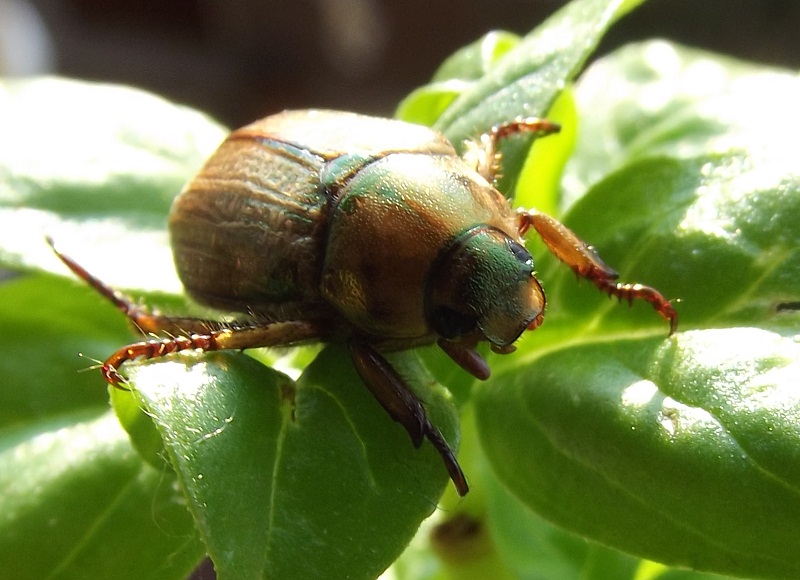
left=320, top=152, right=520, bottom=343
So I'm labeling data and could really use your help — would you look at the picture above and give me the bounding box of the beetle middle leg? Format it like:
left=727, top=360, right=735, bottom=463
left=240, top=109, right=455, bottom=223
left=350, top=343, right=469, bottom=496
left=517, top=209, right=678, bottom=333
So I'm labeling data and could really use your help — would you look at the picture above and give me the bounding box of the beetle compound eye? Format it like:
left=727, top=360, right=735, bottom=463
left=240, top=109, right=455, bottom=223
left=506, top=240, right=534, bottom=282
left=507, top=240, right=533, bottom=270
left=431, top=306, right=477, bottom=339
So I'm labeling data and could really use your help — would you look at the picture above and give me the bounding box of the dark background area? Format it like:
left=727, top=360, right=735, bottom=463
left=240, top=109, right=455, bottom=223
left=17, top=0, right=800, bottom=127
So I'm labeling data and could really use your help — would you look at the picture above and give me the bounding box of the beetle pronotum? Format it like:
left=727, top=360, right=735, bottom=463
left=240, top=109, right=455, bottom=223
left=50, top=110, right=676, bottom=496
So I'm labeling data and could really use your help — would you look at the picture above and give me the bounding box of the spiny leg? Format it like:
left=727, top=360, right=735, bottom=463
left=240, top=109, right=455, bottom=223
left=48, top=237, right=324, bottom=384
left=350, top=342, right=469, bottom=497
left=517, top=209, right=678, bottom=334
left=467, top=117, right=561, bottom=183
left=47, top=236, right=225, bottom=337
left=101, top=321, right=323, bottom=386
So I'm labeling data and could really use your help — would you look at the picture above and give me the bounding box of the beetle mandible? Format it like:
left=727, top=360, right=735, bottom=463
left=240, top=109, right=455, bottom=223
left=50, top=109, right=677, bottom=497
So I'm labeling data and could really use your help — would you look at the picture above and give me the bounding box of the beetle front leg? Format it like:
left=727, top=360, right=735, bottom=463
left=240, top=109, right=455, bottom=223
left=517, top=209, right=678, bottom=334
left=466, top=117, right=561, bottom=183
left=350, top=343, right=469, bottom=496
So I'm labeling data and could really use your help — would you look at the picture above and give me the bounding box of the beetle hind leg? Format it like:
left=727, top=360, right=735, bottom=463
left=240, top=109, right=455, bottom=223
left=47, top=237, right=324, bottom=385
left=350, top=343, right=469, bottom=496
left=517, top=210, right=678, bottom=334
left=47, top=236, right=220, bottom=337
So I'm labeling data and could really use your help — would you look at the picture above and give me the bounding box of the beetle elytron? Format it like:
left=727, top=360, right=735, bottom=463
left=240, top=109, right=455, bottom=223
left=51, top=110, right=677, bottom=496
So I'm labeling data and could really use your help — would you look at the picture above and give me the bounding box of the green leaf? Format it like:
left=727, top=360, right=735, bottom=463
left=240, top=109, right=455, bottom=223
left=432, top=0, right=644, bottom=143
left=0, top=274, right=205, bottom=579
left=476, top=41, right=800, bottom=579
left=0, top=79, right=221, bottom=579
left=432, top=31, right=521, bottom=83
left=555, top=153, right=800, bottom=332
left=485, top=466, right=639, bottom=580
left=395, top=31, right=520, bottom=126
left=0, top=410, right=204, bottom=579
left=563, top=40, right=800, bottom=205
left=477, top=330, right=800, bottom=579
left=0, top=274, right=122, bottom=425
left=123, top=346, right=457, bottom=580
left=0, top=77, right=226, bottom=293
left=524, top=43, right=800, bottom=339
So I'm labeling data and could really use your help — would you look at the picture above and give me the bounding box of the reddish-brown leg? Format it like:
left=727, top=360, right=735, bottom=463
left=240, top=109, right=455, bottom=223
left=517, top=210, right=678, bottom=334
left=436, top=337, right=490, bottom=381
left=99, top=321, right=323, bottom=385
left=467, top=117, right=561, bottom=183
left=48, top=237, right=323, bottom=385
left=350, top=343, right=469, bottom=497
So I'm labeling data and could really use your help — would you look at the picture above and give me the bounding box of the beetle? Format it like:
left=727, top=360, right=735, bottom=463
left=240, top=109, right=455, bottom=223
left=49, top=109, right=677, bottom=497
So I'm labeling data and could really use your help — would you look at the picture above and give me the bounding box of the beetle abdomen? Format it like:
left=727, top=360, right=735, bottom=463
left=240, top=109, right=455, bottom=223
left=169, top=109, right=463, bottom=324
left=170, top=132, right=330, bottom=319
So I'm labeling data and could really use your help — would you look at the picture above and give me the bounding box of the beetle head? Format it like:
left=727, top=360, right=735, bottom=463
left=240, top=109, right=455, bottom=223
left=426, top=227, right=545, bottom=352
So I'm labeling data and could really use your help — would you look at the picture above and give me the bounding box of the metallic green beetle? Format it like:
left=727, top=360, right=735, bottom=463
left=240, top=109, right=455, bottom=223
left=51, top=109, right=677, bottom=496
